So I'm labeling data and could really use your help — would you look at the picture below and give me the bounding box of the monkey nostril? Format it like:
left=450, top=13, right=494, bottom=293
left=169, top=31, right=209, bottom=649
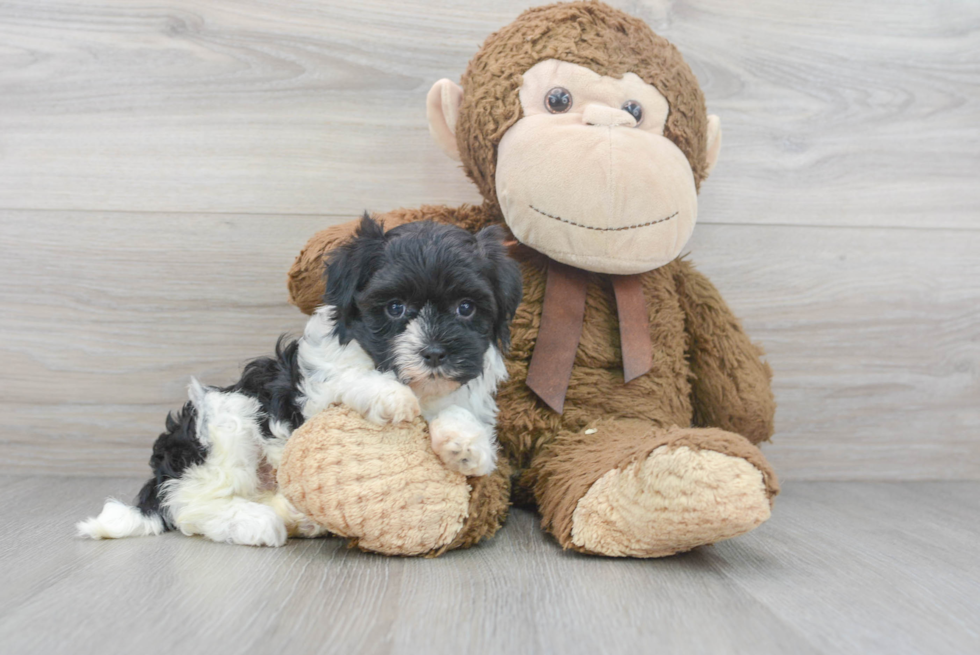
left=582, top=103, right=637, bottom=128
left=420, top=345, right=448, bottom=368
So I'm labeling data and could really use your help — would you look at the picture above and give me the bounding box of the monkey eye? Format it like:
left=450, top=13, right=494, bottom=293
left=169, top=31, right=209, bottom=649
left=622, top=100, right=643, bottom=125
left=545, top=87, right=572, bottom=114
left=456, top=299, right=476, bottom=318
left=385, top=300, right=406, bottom=319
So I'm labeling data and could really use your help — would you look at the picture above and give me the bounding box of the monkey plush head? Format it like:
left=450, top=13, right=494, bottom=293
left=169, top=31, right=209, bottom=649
left=426, top=1, right=721, bottom=275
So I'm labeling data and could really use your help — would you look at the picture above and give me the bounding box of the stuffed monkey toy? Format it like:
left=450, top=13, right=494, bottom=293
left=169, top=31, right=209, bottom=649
left=278, top=1, right=779, bottom=557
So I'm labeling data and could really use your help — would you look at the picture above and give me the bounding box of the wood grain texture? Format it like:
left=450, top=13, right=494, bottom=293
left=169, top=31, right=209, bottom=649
left=686, top=224, right=980, bottom=480
left=2, top=210, right=977, bottom=479
left=0, top=0, right=977, bottom=228
left=0, top=209, right=321, bottom=476
left=0, top=477, right=977, bottom=654
left=1, top=1, right=978, bottom=480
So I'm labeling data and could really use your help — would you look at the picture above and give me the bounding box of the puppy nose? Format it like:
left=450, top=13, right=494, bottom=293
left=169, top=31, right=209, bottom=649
left=582, top=103, right=636, bottom=127
left=420, top=345, right=447, bottom=368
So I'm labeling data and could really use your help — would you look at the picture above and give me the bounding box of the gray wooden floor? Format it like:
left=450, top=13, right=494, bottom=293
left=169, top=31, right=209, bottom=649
left=0, top=476, right=977, bottom=655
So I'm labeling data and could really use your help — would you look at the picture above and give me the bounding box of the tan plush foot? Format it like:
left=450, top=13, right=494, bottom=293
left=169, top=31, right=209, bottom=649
left=570, top=445, right=771, bottom=557
left=277, top=405, right=471, bottom=556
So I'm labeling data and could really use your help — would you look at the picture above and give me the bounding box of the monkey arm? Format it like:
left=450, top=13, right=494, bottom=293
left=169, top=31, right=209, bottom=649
left=672, top=259, right=776, bottom=444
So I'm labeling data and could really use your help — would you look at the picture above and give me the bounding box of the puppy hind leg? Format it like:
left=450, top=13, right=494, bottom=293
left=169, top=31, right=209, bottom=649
left=177, top=495, right=288, bottom=547
left=164, top=389, right=289, bottom=547
left=165, top=472, right=292, bottom=547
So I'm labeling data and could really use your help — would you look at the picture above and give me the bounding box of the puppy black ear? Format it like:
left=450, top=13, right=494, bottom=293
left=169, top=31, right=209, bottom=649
left=324, top=212, right=387, bottom=343
left=476, top=225, right=523, bottom=351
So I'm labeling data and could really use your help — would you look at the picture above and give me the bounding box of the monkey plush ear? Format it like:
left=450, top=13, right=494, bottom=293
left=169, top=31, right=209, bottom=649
left=427, top=79, right=464, bottom=162
left=705, top=114, right=722, bottom=175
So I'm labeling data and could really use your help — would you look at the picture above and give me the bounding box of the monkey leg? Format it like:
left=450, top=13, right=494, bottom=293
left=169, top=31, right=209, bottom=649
left=532, top=418, right=779, bottom=557
left=277, top=405, right=510, bottom=556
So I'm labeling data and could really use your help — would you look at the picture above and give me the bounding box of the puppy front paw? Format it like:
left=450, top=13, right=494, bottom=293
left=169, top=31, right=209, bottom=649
left=365, top=381, right=421, bottom=424
left=429, top=411, right=497, bottom=477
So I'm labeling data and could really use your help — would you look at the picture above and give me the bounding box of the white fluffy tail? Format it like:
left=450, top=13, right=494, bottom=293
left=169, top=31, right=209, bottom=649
left=76, top=499, right=165, bottom=540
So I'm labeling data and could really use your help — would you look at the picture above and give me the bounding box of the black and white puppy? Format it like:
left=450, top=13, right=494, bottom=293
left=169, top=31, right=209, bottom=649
left=77, top=216, right=523, bottom=547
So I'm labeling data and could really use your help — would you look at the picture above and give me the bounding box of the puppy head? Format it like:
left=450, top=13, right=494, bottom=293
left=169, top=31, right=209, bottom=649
left=325, top=214, right=522, bottom=396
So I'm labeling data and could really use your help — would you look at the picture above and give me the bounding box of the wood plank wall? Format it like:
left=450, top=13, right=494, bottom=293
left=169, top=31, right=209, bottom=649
left=1, top=0, right=977, bottom=479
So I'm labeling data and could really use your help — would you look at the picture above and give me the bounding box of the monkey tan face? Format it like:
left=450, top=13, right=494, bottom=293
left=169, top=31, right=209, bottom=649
left=428, top=60, right=722, bottom=275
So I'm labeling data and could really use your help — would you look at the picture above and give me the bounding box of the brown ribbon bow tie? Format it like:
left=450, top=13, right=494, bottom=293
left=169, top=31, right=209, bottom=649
left=525, top=260, right=653, bottom=414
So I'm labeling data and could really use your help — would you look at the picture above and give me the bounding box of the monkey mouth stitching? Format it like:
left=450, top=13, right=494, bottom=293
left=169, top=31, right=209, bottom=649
left=529, top=205, right=678, bottom=231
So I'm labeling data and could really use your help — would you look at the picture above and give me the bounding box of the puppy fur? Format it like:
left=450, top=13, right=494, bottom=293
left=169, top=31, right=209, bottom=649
left=77, top=216, right=522, bottom=547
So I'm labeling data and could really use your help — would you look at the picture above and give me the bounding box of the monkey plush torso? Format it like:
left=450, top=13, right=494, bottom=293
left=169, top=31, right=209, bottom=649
left=502, top=252, right=695, bottom=460
left=279, top=2, right=780, bottom=557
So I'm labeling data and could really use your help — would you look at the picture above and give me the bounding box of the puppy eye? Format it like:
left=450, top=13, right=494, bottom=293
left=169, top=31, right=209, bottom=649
left=622, top=100, right=643, bottom=125
left=385, top=301, right=406, bottom=319
left=456, top=300, right=476, bottom=318
left=545, top=87, right=572, bottom=114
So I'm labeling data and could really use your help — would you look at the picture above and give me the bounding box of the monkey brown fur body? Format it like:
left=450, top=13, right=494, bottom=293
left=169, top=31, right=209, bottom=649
left=281, top=2, right=779, bottom=557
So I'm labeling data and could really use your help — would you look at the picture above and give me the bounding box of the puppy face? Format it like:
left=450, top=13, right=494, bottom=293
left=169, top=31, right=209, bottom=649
left=325, top=215, right=523, bottom=396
